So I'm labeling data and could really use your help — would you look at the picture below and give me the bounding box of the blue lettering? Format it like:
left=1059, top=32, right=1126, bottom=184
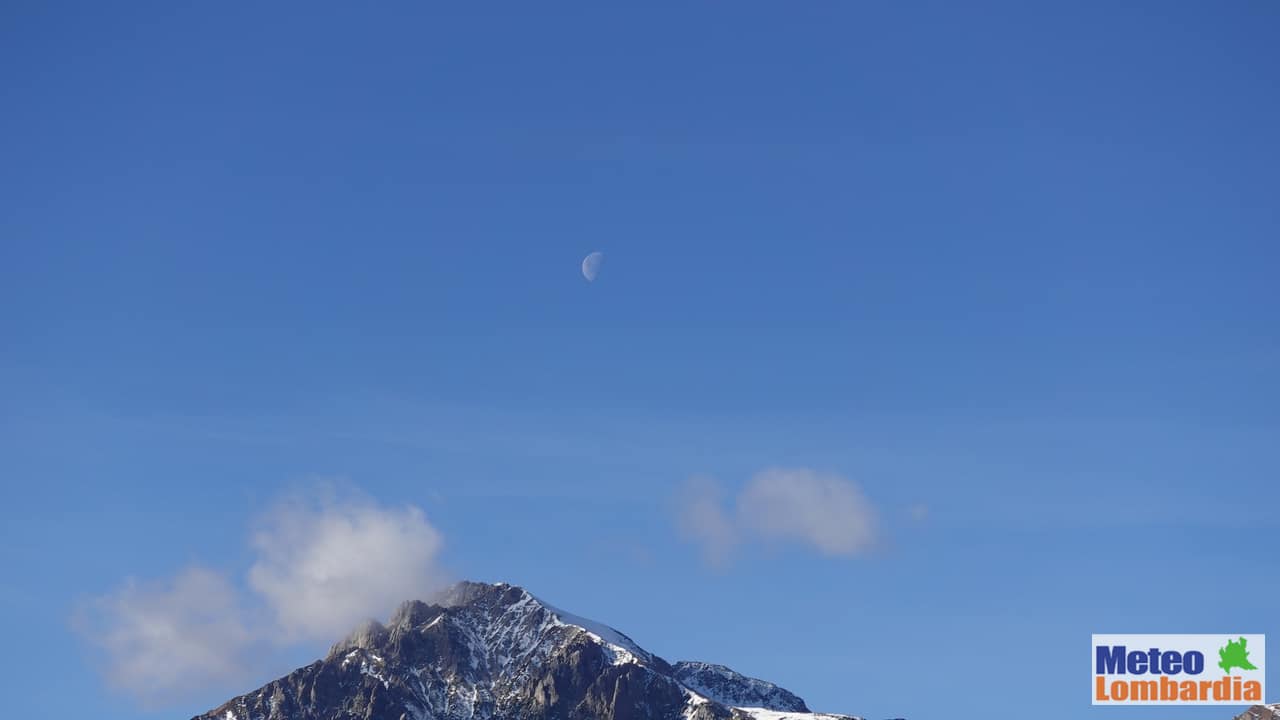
left=1097, top=645, right=1127, bottom=674
left=1095, top=645, right=1206, bottom=676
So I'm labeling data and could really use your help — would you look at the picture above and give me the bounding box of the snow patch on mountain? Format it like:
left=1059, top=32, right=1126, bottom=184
left=736, top=708, right=865, bottom=720
left=537, top=598, right=650, bottom=666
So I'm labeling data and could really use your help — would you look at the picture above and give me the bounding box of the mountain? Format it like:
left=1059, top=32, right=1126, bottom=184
left=1235, top=704, right=1280, bottom=720
left=194, top=581, right=882, bottom=720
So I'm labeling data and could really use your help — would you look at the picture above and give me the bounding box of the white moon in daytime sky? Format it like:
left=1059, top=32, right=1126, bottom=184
left=581, top=251, right=604, bottom=282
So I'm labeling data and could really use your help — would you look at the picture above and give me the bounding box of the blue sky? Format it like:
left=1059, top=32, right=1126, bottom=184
left=1, top=3, right=1277, bottom=719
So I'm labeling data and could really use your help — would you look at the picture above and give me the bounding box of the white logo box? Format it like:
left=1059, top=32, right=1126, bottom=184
left=1092, top=634, right=1266, bottom=706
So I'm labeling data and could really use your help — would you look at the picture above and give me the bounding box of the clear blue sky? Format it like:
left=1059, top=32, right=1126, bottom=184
left=2, top=3, right=1277, bottom=719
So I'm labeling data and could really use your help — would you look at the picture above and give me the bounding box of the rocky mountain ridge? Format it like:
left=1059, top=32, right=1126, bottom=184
left=194, top=581, right=880, bottom=720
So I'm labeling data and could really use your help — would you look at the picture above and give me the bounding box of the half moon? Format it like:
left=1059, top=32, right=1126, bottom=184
left=581, top=251, right=604, bottom=282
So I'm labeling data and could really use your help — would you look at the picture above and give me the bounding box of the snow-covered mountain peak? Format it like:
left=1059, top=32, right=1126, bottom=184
left=423, top=580, right=654, bottom=666
left=196, top=580, right=882, bottom=720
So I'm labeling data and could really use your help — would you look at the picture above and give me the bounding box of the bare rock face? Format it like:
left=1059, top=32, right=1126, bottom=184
left=192, top=581, right=873, bottom=720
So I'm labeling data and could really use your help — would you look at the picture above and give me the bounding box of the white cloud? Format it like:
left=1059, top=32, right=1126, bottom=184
left=77, top=489, right=448, bottom=706
left=677, top=467, right=878, bottom=565
left=736, top=468, right=877, bottom=556
left=75, top=567, right=253, bottom=705
left=248, top=494, right=447, bottom=642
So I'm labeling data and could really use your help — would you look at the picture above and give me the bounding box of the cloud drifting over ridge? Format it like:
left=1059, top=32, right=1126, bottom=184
left=249, top=497, right=446, bottom=642
left=76, top=491, right=448, bottom=705
left=677, top=467, right=878, bottom=566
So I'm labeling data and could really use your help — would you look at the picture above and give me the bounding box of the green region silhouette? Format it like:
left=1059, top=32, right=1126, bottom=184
left=1218, top=637, right=1259, bottom=674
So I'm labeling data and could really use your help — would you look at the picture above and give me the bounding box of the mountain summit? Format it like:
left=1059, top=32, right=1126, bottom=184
left=194, top=581, right=877, bottom=720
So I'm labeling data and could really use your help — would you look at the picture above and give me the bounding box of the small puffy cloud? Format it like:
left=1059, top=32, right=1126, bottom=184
left=677, top=468, right=878, bottom=566
left=74, top=567, right=253, bottom=705
left=248, top=494, right=447, bottom=642
left=737, top=468, right=877, bottom=556
left=77, top=488, right=448, bottom=706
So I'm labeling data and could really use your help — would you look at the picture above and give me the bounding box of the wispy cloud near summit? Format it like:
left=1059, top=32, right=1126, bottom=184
left=249, top=492, right=447, bottom=642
